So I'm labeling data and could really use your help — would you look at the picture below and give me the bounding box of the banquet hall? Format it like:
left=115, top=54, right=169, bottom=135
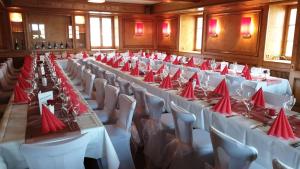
left=0, top=0, right=300, bottom=169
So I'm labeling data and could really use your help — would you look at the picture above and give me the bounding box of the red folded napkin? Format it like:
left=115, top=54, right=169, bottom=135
left=267, top=108, right=295, bottom=140
left=159, top=74, right=172, bottom=89
left=131, top=64, right=140, bottom=76
left=21, top=68, right=32, bottom=79
left=221, top=65, right=229, bottom=75
left=189, top=72, right=200, bottom=86
left=41, top=104, right=66, bottom=134
left=121, top=61, right=130, bottom=72
left=13, top=84, right=29, bottom=103
left=163, top=54, right=171, bottom=62
left=145, top=53, right=150, bottom=58
left=213, top=79, right=229, bottom=96
left=180, top=81, right=195, bottom=99
left=172, top=69, right=181, bottom=81
left=156, top=64, right=165, bottom=74
left=107, top=58, right=114, bottom=66
left=129, top=51, right=134, bottom=57
left=146, top=62, right=151, bottom=71
left=153, top=54, right=158, bottom=60
left=173, top=57, right=180, bottom=65
left=66, top=52, right=71, bottom=58
left=82, top=52, right=88, bottom=59
left=215, top=63, right=221, bottom=70
left=101, top=56, right=107, bottom=63
left=112, top=58, right=122, bottom=68
left=213, top=94, right=232, bottom=115
left=18, top=76, right=31, bottom=89
left=243, top=70, right=252, bottom=80
left=186, top=57, right=195, bottom=67
left=144, top=70, right=154, bottom=82
left=242, top=64, right=249, bottom=74
left=251, top=88, right=265, bottom=107
left=96, top=55, right=102, bottom=61
left=77, top=102, right=89, bottom=115
left=200, top=61, right=209, bottom=70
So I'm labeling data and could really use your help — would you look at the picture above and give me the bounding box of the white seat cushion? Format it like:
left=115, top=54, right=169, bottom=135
left=160, top=113, right=175, bottom=133
left=86, top=100, right=98, bottom=110
left=249, top=162, right=266, bottom=169
left=192, top=129, right=213, bottom=157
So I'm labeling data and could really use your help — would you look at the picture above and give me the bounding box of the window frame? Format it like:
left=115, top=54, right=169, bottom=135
left=31, top=23, right=46, bottom=40
left=282, top=5, right=297, bottom=58
left=89, top=15, right=115, bottom=49
left=194, top=15, right=203, bottom=52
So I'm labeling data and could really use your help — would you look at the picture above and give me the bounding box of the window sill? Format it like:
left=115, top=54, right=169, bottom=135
left=179, top=50, right=201, bottom=54
left=264, top=59, right=291, bottom=64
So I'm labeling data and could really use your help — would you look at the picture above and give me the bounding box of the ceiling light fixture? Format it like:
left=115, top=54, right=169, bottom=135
left=88, top=0, right=105, bottom=3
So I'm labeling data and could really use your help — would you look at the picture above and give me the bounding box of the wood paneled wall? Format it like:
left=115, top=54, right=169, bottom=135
left=157, top=17, right=179, bottom=51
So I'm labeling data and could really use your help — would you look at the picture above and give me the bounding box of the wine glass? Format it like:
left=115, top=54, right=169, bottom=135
left=284, top=95, right=296, bottom=111
left=200, top=76, right=210, bottom=96
left=242, top=92, right=254, bottom=118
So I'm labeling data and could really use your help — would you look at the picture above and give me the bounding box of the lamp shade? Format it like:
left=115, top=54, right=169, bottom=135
left=9, top=12, right=23, bottom=22
left=208, top=19, right=217, bottom=37
left=135, top=22, right=144, bottom=36
left=75, top=16, right=85, bottom=24
left=241, top=17, right=251, bottom=38
left=162, top=22, right=170, bottom=36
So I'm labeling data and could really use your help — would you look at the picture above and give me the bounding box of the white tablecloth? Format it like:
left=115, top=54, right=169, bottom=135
left=91, top=59, right=300, bottom=169
left=0, top=60, right=120, bottom=169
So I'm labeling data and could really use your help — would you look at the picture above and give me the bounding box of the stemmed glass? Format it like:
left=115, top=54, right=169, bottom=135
left=200, top=75, right=209, bottom=96
left=242, top=92, right=254, bottom=118
left=284, top=95, right=296, bottom=111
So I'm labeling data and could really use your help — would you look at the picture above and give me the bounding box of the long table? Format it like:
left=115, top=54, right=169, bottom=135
left=0, top=60, right=120, bottom=169
left=90, top=58, right=300, bottom=169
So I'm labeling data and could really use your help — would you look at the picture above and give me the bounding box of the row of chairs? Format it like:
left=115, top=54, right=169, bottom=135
left=66, top=58, right=292, bottom=169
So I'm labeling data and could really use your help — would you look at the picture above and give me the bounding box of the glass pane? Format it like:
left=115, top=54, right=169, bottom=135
left=75, top=26, right=80, bottom=40
left=287, top=25, right=295, bottom=41
left=101, top=18, right=112, bottom=47
left=33, top=35, right=39, bottom=39
left=90, top=17, right=101, bottom=47
left=39, top=24, right=45, bottom=31
left=32, top=24, right=38, bottom=31
left=196, top=17, right=203, bottom=50
left=40, top=34, right=45, bottom=39
left=68, top=26, right=73, bottom=39
left=289, top=8, right=297, bottom=25
left=285, top=41, right=293, bottom=57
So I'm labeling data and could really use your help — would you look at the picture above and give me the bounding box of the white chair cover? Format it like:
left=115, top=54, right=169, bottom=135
left=210, top=126, right=258, bottom=169
left=229, top=64, right=245, bottom=73
left=95, top=85, right=119, bottom=124
left=264, top=91, right=290, bottom=108
left=272, top=159, right=293, bottom=169
left=20, top=134, right=90, bottom=169
left=105, top=71, right=117, bottom=86
left=116, top=77, right=132, bottom=95
left=81, top=70, right=95, bottom=100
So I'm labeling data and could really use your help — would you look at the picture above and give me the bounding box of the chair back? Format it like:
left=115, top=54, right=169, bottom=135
left=103, top=85, right=119, bottom=115
left=145, top=93, right=165, bottom=120
left=210, top=126, right=257, bottom=169
left=241, top=81, right=257, bottom=98
left=96, top=68, right=105, bottom=79
left=117, top=77, right=132, bottom=95
left=226, top=74, right=245, bottom=95
left=272, top=159, right=293, bottom=169
left=170, top=101, right=196, bottom=146
left=20, top=134, right=90, bottom=169
left=94, top=78, right=107, bottom=109
left=84, top=71, right=95, bottom=98
left=229, top=64, right=245, bottom=73
left=104, top=72, right=117, bottom=86
left=209, top=76, right=225, bottom=89
left=131, top=83, right=147, bottom=116
left=116, top=94, right=136, bottom=132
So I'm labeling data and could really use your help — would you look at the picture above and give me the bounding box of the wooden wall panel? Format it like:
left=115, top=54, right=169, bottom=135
left=27, top=14, right=70, bottom=49
left=122, top=18, right=155, bottom=49
left=157, top=17, right=179, bottom=51
left=0, top=10, right=3, bottom=49
left=203, top=10, right=261, bottom=57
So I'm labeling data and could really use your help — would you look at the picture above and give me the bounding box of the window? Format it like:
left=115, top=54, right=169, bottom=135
left=284, top=7, right=297, bottom=57
left=31, top=24, right=45, bottom=39
left=89, top=17, right=113, bottom=48
left=68, top=26, right=73, bottom=39
left=75, top=26, right=80, bottom=40
left=195, top=17, right=203, bottom=50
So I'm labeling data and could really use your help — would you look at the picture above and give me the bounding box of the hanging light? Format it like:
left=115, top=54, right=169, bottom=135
left=9, top=12, right=23, bottom=22
left=241, top=17, right=252, bottom=38
left=162, top=22, right=170, bottom=37
left=88, top=0, right=105, bottom=3
left=75, top=16, right=85, bottom=25
left=208, top=19, right=218, bottom=37
left=135, top=22, right=144, bottom=36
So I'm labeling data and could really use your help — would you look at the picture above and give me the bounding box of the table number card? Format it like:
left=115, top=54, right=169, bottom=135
left=38, top=91, right=54, bottom=114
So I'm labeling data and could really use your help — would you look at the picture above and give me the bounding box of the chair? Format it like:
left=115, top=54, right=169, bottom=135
left=80, top=70, right=95, bottom=100
left=105, top=94, right=137, bottom=169
left=229, top=63, right=245, bottom=73
left=116, top=77, right=132, bottom=95
left=164, top=102, right=213, bottom=169
left=87, top=78, right=107, bottom=110
left=226, top=74, right=245, bottom=95
left=94, top=85, right=119, bottom=124
left=96, top=68, right=106, bottom=79
left=20, top=134, right=90, bottom=169
left=272, top=159, right=293, bottom=169
left=210, top=126, right=258, bottom=169
left=0, top=155, right=7, bottom=169
left=0, top=70, right=14, bottom=91
left=241, top=82, right=257, bottom=98
left=208, top=76, right=225, bottom=89
left=104, top=71, right=117, bottom=86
